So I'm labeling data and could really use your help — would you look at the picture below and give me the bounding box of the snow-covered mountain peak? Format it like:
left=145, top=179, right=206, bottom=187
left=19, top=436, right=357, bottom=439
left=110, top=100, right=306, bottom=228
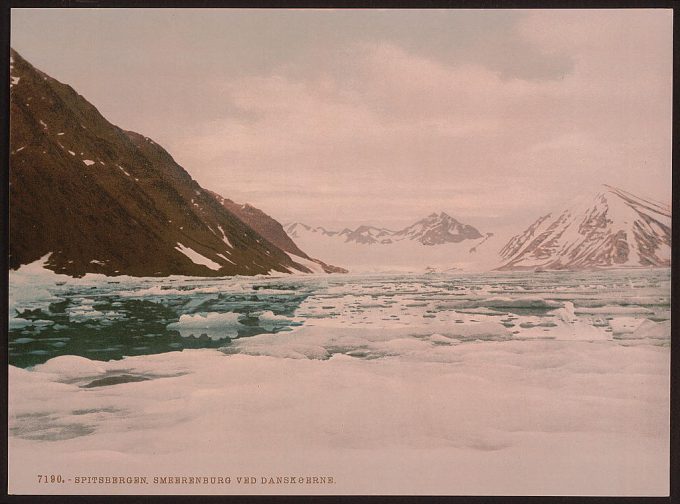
left=600, top=184, right=671, bottom=217
left=285, top=212, right=484, bottom=247
left=422, top=211, right=454, bottom=220
left=396, top=212, right=483, bottom=245
left=284, top=222, right=342, bottom=239
left=425, top=211, right=450, bottom=219
left=499, top=185, right=671, bottom=270
left=561, top=184, right=670, bottom=219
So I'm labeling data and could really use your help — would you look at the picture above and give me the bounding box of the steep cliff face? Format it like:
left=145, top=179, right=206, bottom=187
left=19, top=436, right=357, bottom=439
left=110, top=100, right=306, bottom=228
left=9, top=49, right=320, bottom=277
left=498, top=185, right=671, bottom=270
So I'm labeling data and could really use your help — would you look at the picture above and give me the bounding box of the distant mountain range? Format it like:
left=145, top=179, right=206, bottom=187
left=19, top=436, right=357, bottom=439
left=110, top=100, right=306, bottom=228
left=9, top=49, right=670, bottom=277
left=9, top=49, right=345, bottom=277
left=498, top=185, right=671, bottom=270
left=283, top=185, right=671, bottom=273
left=285, top=212, right=488, bottom=246
left=284, top=213, right=500, bottom=273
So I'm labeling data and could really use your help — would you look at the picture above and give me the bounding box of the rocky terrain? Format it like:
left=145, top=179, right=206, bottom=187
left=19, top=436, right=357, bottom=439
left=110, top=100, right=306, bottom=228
left=209, top=192, right=346, bottom=273
left=9, top=49, right=342, bottom=277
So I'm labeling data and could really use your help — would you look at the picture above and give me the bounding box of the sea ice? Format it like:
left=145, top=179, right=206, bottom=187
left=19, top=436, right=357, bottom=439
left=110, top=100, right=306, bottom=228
left=166, top=312, right=244, bottom=340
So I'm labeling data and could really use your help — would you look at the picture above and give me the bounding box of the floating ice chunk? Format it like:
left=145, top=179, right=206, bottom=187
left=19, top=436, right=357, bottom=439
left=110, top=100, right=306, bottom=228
left=67, top=306, right=104, bottom=322
left=9, top=317, right=33, bottom=330
left=609, top=318, right=670, bottom=340
left=32, top=319, right=54, bottom=327
left=456, top=307, right=506, bottom=315
left=253, top=311, right=291, bottom=331
left=8, top=255, right=66, bottom=319
left=447, top=321, right=512, bottom=341
left=575, top=305, right=654, bottom=315
left=15, top=146, right=25, bottom=152
left=13, top=337, right=35, bottom=344
left=118, top=284, right=221, bottom=297
left=68, top=150, right=75, bottom=156
left=630, top=319, right=670, bottom=340
left=551, top=302, right=576, bottom=323
left=167, top=312, right=244, bottom=340
left=609, top=317, right=645, bottom=335
left=33, top=355, right=107, bottom=380
left=222, top=317, right=513, bottom=361
left=555, top=320, right=610, bottom=341
left=429, top=333, right=457, bottom=345
left=174, top=243, right=221, bottom=271
left=82, top=160, right=95, bottom=166
left=221, top=340, right=329, bottom=360
left=382, top=337, right=432, bottom=354
left=10, top=76, right=19, bottom=86
left=484, top=296, right=560, bottom=309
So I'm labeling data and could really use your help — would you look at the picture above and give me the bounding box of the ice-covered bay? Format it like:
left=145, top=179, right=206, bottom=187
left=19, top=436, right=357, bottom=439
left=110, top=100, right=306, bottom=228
left=8, top=265, right=671, bottom=495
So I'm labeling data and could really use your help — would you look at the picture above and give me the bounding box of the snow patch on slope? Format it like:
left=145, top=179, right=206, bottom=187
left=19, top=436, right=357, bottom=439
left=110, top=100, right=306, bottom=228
left=217, top=225, right=233, bottom=248
left=174, top=243, right=221, bottom=271
left=287, top=253, right=325, bottom=274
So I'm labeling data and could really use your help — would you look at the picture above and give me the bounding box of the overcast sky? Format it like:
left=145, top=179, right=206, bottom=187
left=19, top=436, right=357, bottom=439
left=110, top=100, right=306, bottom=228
left=11, top=9, right=672, bottom=230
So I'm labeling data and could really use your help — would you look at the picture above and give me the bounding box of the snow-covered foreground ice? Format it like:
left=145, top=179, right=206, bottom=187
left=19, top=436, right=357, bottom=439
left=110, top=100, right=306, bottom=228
left=8, top=266, right=671, bottom=495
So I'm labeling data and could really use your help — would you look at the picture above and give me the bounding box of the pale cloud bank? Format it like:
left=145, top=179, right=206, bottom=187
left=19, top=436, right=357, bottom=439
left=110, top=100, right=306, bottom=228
left=12, top=9, right=672, bottom=231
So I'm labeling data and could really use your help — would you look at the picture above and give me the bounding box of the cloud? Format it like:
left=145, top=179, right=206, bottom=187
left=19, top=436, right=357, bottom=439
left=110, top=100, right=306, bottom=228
left=12, top=9, right=672, bottom=229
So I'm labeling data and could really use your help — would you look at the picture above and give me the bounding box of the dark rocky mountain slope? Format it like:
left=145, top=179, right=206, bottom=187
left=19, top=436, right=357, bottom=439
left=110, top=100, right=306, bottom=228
left=9, top=48, right=340, bottom=277
left=209, top=192, right=347, bottom=273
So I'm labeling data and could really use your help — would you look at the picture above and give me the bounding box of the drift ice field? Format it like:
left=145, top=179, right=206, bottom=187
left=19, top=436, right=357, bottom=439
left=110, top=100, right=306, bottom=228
left=8, top=262, right=671, bottom=495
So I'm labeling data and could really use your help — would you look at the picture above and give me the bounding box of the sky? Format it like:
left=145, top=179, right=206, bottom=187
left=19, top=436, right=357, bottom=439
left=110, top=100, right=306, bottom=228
left=11, top=9, right=673, bottom=231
